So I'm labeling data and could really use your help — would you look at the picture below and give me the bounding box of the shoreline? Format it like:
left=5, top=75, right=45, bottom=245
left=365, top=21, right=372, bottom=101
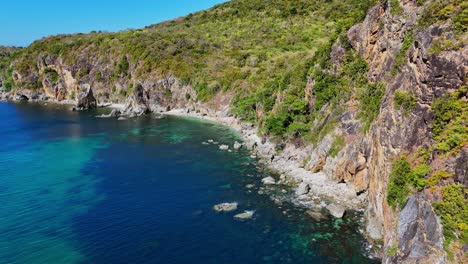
left=164, top=108, right=366, bottom=212
left=0, top=94, right=366, bottom=212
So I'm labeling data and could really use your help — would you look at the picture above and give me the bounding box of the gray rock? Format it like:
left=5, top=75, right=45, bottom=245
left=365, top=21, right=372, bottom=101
left=233, top=141, right=243, bottom=150
left=388, top=194, right=445, bottom=264
left=234, top=210, right=255, bottom=220
left=261, top=176, right=276, bottom=185
left=15, top=93, right=29, bottom=101
left=213, top=202, right=238, bottom=212
left=296, top=182, right=310, bottom=196
left=77, top=84, right=97, bottom=109
left=219, top=144, right=229, bottom=150
left=326, top=204, right=346, bottom=218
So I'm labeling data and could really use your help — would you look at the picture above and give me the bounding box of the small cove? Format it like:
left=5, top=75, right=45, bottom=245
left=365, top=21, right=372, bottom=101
left=0, top=102, right=378, bottom=263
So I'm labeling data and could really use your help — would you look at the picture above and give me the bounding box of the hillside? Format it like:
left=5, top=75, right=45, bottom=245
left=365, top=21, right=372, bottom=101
left=1, top=0, right=467, bottom=263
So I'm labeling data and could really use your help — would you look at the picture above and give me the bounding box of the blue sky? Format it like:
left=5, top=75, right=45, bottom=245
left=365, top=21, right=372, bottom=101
left=1, top=0, right=228, bottom=47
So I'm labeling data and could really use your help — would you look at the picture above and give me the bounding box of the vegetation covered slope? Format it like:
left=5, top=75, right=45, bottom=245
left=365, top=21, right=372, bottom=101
left=2, top=0, right=375, bottom=131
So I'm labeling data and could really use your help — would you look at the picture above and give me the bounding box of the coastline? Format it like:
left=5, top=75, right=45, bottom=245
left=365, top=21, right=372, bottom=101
left=163, top=108, right=366, bottom=211
left=0, top=93, right=366, bottom=213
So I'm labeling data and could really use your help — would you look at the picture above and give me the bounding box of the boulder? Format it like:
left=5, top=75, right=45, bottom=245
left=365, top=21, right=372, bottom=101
left=296, top=182, right=310, bottom=196
left=219, top=144, right=229, bottom=150
left=261, top=176, right=276, bottom=185
left=123, top=83, right=150, bottom=116
left=233, top=141, right=243, bottom=150
left=326, top=204, right=346, bottom=218
left=213, top=202, right=238, bottom=212
left=234, top=210, right=255, bottom=220
left=76, top=84, right=97, bottom=109
left=15, top=93, right=29, bottom=101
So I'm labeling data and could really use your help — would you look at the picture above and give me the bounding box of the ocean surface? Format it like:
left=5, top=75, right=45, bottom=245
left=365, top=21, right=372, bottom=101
left=0, top=102, right=378, bottom=264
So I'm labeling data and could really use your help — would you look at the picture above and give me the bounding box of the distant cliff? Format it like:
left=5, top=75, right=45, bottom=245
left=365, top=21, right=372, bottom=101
left=0, top=0, right=466, bottom=263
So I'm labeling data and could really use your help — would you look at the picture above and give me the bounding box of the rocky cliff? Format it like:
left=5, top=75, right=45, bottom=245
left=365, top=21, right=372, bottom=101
left=0, top=0, right=466, bottom=263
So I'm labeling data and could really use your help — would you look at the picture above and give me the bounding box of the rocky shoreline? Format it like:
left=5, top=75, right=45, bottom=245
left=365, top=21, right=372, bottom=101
left=163, top=107, right=367, bottom=213
left=1, top=91, right=366, bottom=217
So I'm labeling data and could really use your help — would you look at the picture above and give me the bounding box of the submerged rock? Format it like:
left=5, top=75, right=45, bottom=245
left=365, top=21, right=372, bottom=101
left=234, top=210, right=255, bottom=220
left=219, top=144, right=229, bottom=150
left=306, top=210, right=327, bottom=221
left=213, top=202, right=238, bottom=212
left=261, top=176, right=276, bottom=185
left=326, top=204, right=346, bottom=218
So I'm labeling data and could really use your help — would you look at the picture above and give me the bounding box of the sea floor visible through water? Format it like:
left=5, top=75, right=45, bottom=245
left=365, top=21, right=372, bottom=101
left=0, top=102, right=379, bottom=264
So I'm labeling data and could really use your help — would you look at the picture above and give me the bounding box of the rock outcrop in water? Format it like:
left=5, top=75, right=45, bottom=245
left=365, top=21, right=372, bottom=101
left=0, top=0, right=466, bottom=262
left=76, top=84, right=97, bottom=110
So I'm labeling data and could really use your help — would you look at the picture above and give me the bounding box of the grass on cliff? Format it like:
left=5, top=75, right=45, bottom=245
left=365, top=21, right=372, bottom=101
left=433, top=184, right=468, bottom=253
left=431, top=87, right=468, bottom=156
left=387, top=157, right=432, bottom=209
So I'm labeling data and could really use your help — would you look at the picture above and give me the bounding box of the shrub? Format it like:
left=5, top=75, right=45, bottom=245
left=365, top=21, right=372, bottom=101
left=427, top=169, right=453, bottom=187
left=392, top=32, right=414, bottom=75
left=410, top=164, right=431, bottom=190
left=328, top=134, right=345, bottom=157
left=433, top=184, right=468, bottom=250
left=43, top=67, right=59, bottom=84
left=387, top=158, right=412, bottom=209
left=431, top=90, right=468, bottom=155
left=358, top=82, right=386, bottom=131
left=390, top=0, right=404, bottom=16
left=394, top=90, right=416, bottom=115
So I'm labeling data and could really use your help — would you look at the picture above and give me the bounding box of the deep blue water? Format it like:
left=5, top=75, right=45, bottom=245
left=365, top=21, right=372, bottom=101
left=0, top=102, right=378, bottom=264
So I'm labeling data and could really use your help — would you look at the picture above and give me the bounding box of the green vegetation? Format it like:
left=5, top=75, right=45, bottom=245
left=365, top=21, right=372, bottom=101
left=431, top=88, right=468, bottom=156
left=328, top=134, right=345, bottom=157
left=0, top=0, right=378, bottom=141
left=433, top=184, right=468, bottom=251
left=43, top=67, right=59, bottom=84
left=357, top=82, right=386, bottom=131
left=389, top=0, right=404, bottom=16
left=427, top=169, right=453, bottom=187
left=392, top=32, right=414, bottom=75
left=387, top=158, right=413, bottom=209
left=0, top=46, right=22, bottom=91
left=387, top=157, right=432, bottom=209
left=386, top=245, right=398, bottom=257
left=394, top=90, right=416, bottom=115
left=418, top=0, right=467, bottom=35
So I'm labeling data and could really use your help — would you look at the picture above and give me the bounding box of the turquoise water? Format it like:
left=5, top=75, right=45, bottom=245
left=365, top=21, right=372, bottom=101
left=0, top=102, right=377, bottom=264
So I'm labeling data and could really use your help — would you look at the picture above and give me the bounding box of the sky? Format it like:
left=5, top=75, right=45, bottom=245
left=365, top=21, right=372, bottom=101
left=0, top=0, right=228, bottom=47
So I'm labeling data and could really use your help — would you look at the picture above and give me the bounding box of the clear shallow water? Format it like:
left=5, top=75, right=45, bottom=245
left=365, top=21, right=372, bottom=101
left=0, top=102, right=378, bottom=264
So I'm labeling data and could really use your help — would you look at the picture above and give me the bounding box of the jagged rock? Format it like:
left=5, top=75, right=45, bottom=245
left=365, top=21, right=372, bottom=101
left=123, top=83, right=150, bottom=116
left=296, top=182, right=310, bottom=196
left=326, top=204, right=346, bottom=218
left=213, top=202, right=238, bottom=212
left=386, top=194, right=445, bottom=264
left=261, top=176, right=276, bottom=185
left=234, top=210, right=255, bottom=220
left=15, top=93, right=29, bottom=101
left=76, top=84, right=97, bottom=110
left=233, top=141, right=243, bottom=150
